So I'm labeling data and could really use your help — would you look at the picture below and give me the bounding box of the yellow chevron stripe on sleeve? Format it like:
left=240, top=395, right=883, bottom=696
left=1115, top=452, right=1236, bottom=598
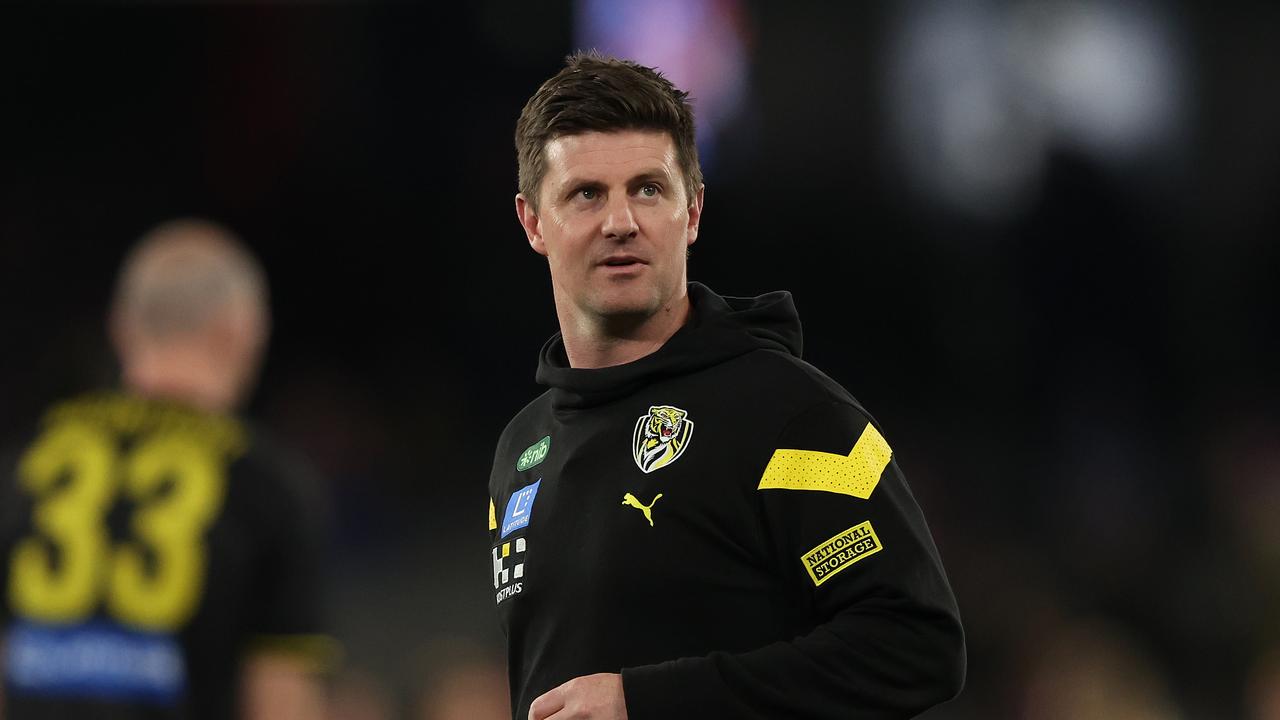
left=488, top=499, right=497, bottom=531
left=757, top=422, right=893, bottom=499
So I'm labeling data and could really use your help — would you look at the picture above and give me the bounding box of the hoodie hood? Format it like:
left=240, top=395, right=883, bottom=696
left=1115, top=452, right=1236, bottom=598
left=536, top=282, right=803, bottom=410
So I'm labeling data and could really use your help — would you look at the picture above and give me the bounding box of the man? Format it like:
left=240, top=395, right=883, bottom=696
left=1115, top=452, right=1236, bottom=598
left=0, top=220, right=334, bottom=720
left=488, top=53, right=965, bottom=720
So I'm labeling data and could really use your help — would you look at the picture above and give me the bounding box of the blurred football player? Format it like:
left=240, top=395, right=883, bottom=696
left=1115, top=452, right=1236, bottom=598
left=0, top=219, right=334, bottom=720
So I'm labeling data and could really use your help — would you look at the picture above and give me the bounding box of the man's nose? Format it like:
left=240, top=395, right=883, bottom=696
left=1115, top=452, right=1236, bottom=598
left=601, top=194, right=638, bottom=240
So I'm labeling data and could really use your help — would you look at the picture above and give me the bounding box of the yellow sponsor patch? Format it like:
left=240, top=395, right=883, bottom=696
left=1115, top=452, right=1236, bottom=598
left=758, top=422, right=892, bottom=499
left=488, top=499, right=497, bottom=531
left=801, top=521, right=883, bottom=586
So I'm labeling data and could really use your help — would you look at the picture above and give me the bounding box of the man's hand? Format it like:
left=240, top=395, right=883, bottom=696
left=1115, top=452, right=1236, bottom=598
left=529, top=672, right=628, bottom=720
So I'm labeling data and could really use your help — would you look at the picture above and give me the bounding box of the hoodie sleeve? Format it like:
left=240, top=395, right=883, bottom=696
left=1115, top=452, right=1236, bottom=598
left=621, top=399, right=965, bottom=719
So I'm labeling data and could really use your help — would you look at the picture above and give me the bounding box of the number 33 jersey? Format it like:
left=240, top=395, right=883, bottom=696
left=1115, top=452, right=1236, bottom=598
left=0, top=391, right=332, bottom=720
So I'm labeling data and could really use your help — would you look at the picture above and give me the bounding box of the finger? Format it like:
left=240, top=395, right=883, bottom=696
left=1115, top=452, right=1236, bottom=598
left=529, top=685, right=567, bottom=720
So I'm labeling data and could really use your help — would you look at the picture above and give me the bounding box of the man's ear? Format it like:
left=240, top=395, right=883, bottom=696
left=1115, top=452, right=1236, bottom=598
left=686, top=184, right=705, bottom=247
left=516, top=193, right=547, bottom=257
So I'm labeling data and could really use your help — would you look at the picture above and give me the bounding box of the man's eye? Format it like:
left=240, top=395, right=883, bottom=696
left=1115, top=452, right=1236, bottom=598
left=579, top=188, right=598, bottom=200
left=640, top=184, right=659, bottom=197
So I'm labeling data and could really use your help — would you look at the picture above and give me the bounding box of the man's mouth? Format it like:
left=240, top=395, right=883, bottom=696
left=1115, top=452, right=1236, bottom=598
left=598, top=255, right=647, bottom=272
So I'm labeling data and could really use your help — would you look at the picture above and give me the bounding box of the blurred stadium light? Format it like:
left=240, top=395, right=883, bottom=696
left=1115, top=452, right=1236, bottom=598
left=882, top=0, right=1187, bottom=220
left=574, top=0, right=753, bottom=177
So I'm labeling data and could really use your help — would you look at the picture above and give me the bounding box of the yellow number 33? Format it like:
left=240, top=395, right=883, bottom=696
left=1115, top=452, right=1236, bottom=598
left=8, top=422, right=227, bottom=632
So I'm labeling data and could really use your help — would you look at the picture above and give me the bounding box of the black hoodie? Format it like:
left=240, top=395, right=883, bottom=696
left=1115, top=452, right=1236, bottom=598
left=488, top=283, right=964, bottom=719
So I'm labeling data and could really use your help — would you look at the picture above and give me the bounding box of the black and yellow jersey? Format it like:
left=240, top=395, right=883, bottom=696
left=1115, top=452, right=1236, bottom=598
left=0, top=391, right=333, bottom=720
left=488, top=283, right=965, bottom=719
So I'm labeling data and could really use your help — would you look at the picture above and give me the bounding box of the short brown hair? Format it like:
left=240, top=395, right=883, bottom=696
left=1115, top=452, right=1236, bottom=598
left=515, top=51, right=702, bottom=210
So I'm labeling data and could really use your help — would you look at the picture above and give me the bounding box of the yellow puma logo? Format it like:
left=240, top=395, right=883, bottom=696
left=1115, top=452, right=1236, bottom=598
left=621, top=492, right=663, bottom=526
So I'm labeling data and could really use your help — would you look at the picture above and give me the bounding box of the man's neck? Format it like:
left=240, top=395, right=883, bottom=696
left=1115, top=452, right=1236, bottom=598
left=558, top=293, right=691, bottom=369
left=121, top=346, right=237, bottom=414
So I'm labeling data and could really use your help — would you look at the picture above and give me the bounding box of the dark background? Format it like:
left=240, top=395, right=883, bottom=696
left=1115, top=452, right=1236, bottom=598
left=2, top=2, right=1278, bottom=718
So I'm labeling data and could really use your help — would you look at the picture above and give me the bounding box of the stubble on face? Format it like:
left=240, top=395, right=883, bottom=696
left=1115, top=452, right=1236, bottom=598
left=534, top=130, right=698, bottom=338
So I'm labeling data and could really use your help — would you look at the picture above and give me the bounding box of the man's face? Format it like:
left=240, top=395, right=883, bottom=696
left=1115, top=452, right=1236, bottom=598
left=516, top=130, right=703, bottom=327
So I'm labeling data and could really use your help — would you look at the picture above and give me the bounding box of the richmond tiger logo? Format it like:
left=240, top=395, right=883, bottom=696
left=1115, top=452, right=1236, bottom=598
left=632, top=405, right=694, bottom=474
